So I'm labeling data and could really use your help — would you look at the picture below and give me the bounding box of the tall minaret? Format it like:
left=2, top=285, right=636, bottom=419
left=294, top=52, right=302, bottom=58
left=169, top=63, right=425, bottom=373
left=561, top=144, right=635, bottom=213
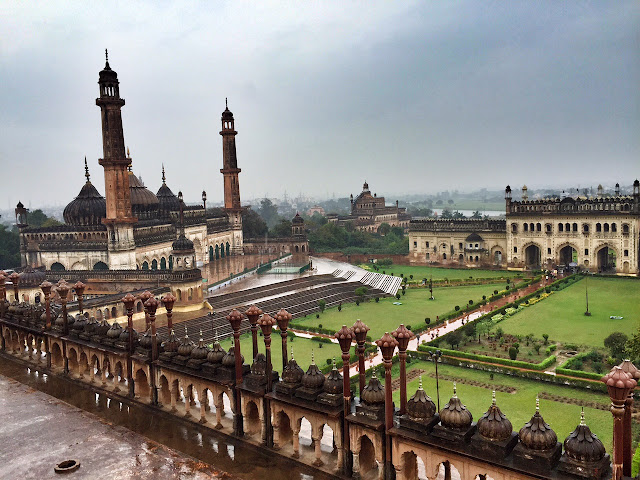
left=96, top=50, right=137, bottom=269
left=220, top=99, right=243, bottom=253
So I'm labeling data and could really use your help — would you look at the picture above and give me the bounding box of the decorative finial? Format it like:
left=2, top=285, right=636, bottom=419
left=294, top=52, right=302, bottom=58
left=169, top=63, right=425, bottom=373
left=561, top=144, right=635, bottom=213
left=291, top=346, right=294, bottom=360
left=127, top=146, right=130, bottom=158
left=225, top=97, right=228, bottom=108
left=214, top=329, right=219, bottom=342
left=170, top=328, right=175, bottom=336
left=84, top=156, right=90, bottom=182
left=418, top=375, right=423, bottom=390
left=332, top=357, right=336, bottom=369
left=371, top=369, right=377, bottom=379
left=105, top=48, right=108, bottom=63
left=199, top=329, right=203, bottom=340
left=184, top=325, right=189, bottom=338
left=580, top=407, right=585, bottom=426
left=453, top=382, right=457, bottom=398
left=162, top=164, right=166, bottom=184
left=536, top=395, right=540, bottom=412
left=492, top=390, right=496, bottom=406
left=311, top=349, right=315, bottom=365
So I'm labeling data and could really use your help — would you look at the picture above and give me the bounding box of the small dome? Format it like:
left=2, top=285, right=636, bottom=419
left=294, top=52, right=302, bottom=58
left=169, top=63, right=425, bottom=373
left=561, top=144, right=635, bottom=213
left=477, top=392, right=512, bottom=441
left=163, top=329, right=179, bottom=352
left=190, top=333, right=210, bottom=359
left=129, top=171, right=159, bottom=219
left=518, top=399, right=558, bottom=450
left=406, top=377, right=436, bottom=420
left=465, top=233, right=483, bottom=242
left=118, top=326, right=139, bottom=344
left=361, top=371, right=385, bottom=405
left=207, top=335, right=226, bottom=363
left=222, top=105, right=234, bottom=120
left=292, top=213, right=304, bottom=224
left=323, top=359, right=343, bottom=394
left=72, top=314, right=87, bottom=332
left=222, top=346, right=244, bottom=367
left=563, top=410, right=606, bottom=463
left=172, top=234, right=194, bottom=252
left=250, top=353, right=267, bottom=376
left=634, top=179, right=639, bottom=187
left=16, top=201, right=24, bottom=209
left=106, top=322, right=123, bottom=339
left=156, top=167, right=181, bottom=215
left=18, top=268, right=46, bottom=288
left=139, top=329, right=153, bottom=349
left=83, top=316, right=98, bottom=334
left=440, top=384, right=473, bottom=430
left=64, top=182, right=106, bottom=226
left=282, top=352, right=304, bottom=384
left=177, top=329, right=195, bottom=356
left=94, top=318, right=111, bottom=337
left=301, top=354, right=325, bottom=389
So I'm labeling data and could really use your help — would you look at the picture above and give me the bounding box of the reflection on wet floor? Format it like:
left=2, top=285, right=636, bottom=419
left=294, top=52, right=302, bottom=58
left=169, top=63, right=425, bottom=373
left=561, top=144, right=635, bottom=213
left=0, top=357, right=333, bottom=480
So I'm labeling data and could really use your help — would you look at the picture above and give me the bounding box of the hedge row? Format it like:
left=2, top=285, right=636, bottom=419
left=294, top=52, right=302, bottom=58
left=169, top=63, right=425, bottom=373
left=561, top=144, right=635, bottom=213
left=417, top=345, right=556, bottom=371
left=409, top=351, right=607, bottom=393
left=555, top=367, right=603, bottom=381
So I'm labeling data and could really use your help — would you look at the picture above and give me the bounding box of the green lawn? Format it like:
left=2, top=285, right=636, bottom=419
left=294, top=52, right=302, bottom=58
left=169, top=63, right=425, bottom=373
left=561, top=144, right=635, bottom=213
left=497, top=277, right=640, bottom=348
left=393, top=361, right=613, bottom=452
left=360, top=264, right=524, bottom=281
left=295, top=283, right=507, bottom=339
left=220, top=332, right=341, bottom=372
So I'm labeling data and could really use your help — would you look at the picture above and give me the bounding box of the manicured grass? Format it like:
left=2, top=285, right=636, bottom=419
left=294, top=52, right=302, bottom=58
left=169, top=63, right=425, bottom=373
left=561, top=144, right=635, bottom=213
left=220, top=332, right=341, bottom=371
left=359, top=263, right=523, bottom=281
left=497, top=277, right=640, bottom=348
left=295, top=283, right=507, bottom=339
left=392, top=361, right=613, bottom=452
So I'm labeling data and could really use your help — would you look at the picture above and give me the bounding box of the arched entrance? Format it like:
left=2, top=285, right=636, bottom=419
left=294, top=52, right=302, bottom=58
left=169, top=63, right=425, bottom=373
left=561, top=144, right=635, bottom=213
left=559, top=245, right=577, bottom=266
left=596, top=246, right=616, bottom=273
left=93, top=261, right=108, bottom=270
left=209, top=245, right=214, bottom=261
left=359, top=435, right=377, bottom=477
left=51, top=262, right=65, bottom=271
left=524, top=244, right=540, bottom=268
left=160, top=257, right=167, bottom=270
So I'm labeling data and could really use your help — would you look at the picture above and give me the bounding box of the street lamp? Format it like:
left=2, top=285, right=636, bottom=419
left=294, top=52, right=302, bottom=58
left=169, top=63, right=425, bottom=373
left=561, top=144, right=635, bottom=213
left=428, top=349, right=442, bottom=411
left=202, top=190, right=207, bottom=210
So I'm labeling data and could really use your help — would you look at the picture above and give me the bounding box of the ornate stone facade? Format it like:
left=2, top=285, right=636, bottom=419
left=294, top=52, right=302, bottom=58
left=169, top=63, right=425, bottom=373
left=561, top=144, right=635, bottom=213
left=409, top=183, right=640, bottom=274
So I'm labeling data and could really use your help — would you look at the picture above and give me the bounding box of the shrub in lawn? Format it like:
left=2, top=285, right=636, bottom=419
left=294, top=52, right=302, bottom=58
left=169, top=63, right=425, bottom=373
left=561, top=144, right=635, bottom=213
left=494, top=290, right=498, bottom=295
left=410, top=275, right=413, bottom=280
left=402, top=289, right=406, bottom=296
left=318, top=324, right=323, bottom=329
left=564, top=343, right=578, bottom=351
left=455, top=305, right=460, bottom=311
left=375, top=297, right=379, bottom=303
left=506, top=285, right=510, bottom=290
left=317, top=299, right=326, bottom=313
left=338, top=303, right=342, bottom=312
left=316, top=314, right=320, bottom=319
left=318, top=343, right=323, bottom=348
left=542, top=334, right=549, bottom=345
left=533, top=343, right=541, bottom=354
left=356, top=299, right=361, bottom=306
left=406, top=325, right=411, bottom=330
left=395, top=293, right=401, bottom=300
left=482, top=295, right=486, bottom=300
left=513, top=343, right=520, bottom=351
left=509, top=347, right=518, bottom=360
left=592, top=362, right=604, bottom=374
left=468, top=299, right=473, bottom=305
left=326, top=359, right=332, bottom=365
left=425, top=318, right=431, bottom=325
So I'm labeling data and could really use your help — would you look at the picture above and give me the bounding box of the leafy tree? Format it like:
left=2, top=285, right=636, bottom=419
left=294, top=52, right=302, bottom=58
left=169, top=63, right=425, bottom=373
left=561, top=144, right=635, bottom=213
left=257, top=198, right=280, bottom=228
left=242, top=208, right=268, bottom=238
left=377, top=223, right=391, bottom=236
left=533, top=343, right=542, bottom=355
left=604, top=332, right=629, bottom=359
left=447, top=331, right=462, bottom=349
left=471, top=210, right=482, bottom=219
left=317, top=299, right=326, bottom=313
left=625, top=326, right=640, bottom=363
left=509, top=347, right=518, bottom=360
left=0, top=224, right=20, bottom=269
left=542, top=333, right=549, bottom=345
left=269, top=219, right=293, bottom=237
left=355, top=286, right=368, bottom=297
left=447, top=199, right=454, bottom=205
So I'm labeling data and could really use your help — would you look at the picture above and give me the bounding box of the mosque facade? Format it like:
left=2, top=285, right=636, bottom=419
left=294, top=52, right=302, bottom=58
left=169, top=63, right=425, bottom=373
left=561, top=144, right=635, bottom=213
left=15, top=55, right=244, bottom=273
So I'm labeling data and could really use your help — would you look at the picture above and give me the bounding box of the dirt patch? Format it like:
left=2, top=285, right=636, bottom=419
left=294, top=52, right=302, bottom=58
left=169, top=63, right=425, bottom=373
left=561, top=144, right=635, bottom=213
left=426, top=373, right=517, bottom=393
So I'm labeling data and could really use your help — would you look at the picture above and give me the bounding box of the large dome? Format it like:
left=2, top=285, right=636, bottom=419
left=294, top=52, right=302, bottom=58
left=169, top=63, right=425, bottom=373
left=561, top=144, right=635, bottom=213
left=156, top=167, right=181, bottom=216
left=129, top=171, right=159, bottom=220
left=63, top=164, right=106, bottom=226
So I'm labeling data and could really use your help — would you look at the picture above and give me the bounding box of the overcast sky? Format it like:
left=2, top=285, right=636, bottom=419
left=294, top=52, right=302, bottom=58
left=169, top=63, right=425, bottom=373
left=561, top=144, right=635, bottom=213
left=1, top=1, right=638, bottom=209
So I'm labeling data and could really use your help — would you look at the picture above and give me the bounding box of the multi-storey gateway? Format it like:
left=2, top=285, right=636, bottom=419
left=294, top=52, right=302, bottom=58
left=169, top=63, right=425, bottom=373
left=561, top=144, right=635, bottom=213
left=409, top=183, right=640, bottom=274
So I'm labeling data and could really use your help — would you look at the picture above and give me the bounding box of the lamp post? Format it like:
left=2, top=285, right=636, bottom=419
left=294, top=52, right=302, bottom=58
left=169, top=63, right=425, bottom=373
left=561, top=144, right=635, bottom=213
left=352, top=319, right=370, bottom=397
left=73, top=281, right=86, bottom=315
left=122, top=293, right=136, bottom=397
left=246, top=305, right=263, bottom=361
left=161, top=292, right=176, bottom=332
left=335, top=325, right=354, bottom=475
left=429, top=349, right=443, bottom=411
left=8, top=272, right=20, bottom=304
left=603, top=366, right=637, bottom=480
left=275, top=308, right=292, bottom=371
left=202, top=190, right=207, bottom=210
left=376, top=332, right=399, bottom=479
left=584, top=273, right=591, bottom=316
left=227, top=308, right=245, bottom=436
left=258, top=312, right=276, bottom=446
left=145, top=296, right=160, bottom=405
left=393, top=324, right=412, bottom=415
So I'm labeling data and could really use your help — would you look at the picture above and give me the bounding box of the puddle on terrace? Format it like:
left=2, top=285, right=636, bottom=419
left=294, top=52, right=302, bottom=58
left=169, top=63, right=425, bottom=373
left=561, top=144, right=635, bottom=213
left=0, top=357, right=333, bottom=480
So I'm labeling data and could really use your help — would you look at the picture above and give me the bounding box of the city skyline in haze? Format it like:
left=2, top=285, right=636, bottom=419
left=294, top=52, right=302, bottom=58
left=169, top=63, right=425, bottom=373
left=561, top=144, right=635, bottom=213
left=1, top=1, right=638, bottom=209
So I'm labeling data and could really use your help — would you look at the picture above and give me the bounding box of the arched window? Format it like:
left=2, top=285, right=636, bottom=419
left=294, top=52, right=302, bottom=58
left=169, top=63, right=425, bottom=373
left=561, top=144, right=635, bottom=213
left=558, top=223, right=564, bottom=232
left=93, top=261, right=108, bottom=270
left=160, top=257, right=167, bottom=270
left=530, top=223, right=535, bottom=231
left=604, top=223, right=609, bottom=232
left=611, top=223, right=617, bottom=232
left=536, top=223, right=541, bottom=232
left=572, top=223, right=578, bottom=232
left=622, top=224, right=629, bottom=233
left=565, top=222, right=570, bottom=232
left=151, top=259, right=158, bottom=270
left=596, top=223, right=602, bottom=232
left=142, top=261, right=149, bottom=270
left=51, top=262, right=65, bottom=271
left=524, top=223, right=529, bottom=232
left=583, top=224, right=589, bottom=233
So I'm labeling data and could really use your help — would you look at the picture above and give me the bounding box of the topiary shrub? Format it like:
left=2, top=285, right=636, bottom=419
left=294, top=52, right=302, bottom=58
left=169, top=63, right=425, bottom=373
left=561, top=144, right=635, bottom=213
left=318, top=324, right=323, bottom=329
left=356, top=299, right=361, bottom=306
left=454, top=305, right=460, bottom=311
left=509, top=347, right=518, bottom=360
left=375, top=297, right=380, bottom=303
left=316, top=314, right=320, bottom=319
left=326, top=358, right=332, bottom=365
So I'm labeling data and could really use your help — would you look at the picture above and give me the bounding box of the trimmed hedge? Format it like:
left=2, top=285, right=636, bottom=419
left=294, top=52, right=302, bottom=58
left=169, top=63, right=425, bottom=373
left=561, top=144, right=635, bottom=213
left=556, top=367, right=603, bottom=381
left=417, top=345, right=556, bottom=371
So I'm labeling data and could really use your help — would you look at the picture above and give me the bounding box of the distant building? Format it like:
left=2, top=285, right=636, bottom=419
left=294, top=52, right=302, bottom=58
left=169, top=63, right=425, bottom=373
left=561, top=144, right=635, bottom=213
left=306, top=205, right=325, bottom=217
left=328, top=181, right=411, bottom=233
left=409, top=183, right=640, bottom=274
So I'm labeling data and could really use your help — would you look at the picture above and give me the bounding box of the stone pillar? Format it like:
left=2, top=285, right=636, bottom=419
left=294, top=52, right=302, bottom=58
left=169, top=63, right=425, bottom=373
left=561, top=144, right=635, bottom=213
left=227, top=308, right=244, bottom=436
left=603, top=366, right=637, bottom=480
left=215, top=397, right=224, bottom=429
left=200, top=392, right=208, bottom=424
left=292, top=427, right=300, bottom=458
left=145, top=296, right=159, bottom=405
left=313, top=433, right=324, bottom=466
left=276, top=309, right=292, bottom=371
left=393, top=324, right=412, bottom=415
left=245, top=305, right=262, bottom=361
left=273, top=423, right=281, bottom=450
left=258, top=312, right=276, bottom=447
left=352, top=320, right=370, bottom=397
left=184, top=387, right=192, bottom=418
left=352, top=452, right=360, bottom=478
left=122, top=293, right=136, bottom=397
left=335, top=325, right=354, bottom=475
left=170, top=383, right=178, bottom=412
left=618, top=360, right=640, bottom=477
left=112, top=372, right=120, bottom=393
left=376, top=332, right=399, bottom=480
